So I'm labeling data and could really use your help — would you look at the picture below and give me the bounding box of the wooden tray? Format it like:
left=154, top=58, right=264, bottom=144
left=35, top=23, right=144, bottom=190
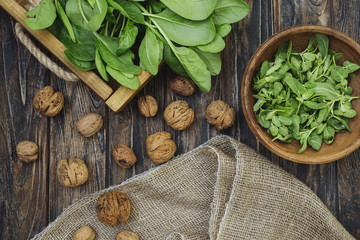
left=0, top=0, right=154, bottom=112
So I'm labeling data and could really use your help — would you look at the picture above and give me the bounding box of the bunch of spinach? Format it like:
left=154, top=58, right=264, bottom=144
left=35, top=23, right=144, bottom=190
left=25, top=0, right=249, bottom=91
left=252, top=34, right=360, bottom=153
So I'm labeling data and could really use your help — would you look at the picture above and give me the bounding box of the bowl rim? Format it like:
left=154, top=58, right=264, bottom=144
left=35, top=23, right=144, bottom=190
left=241, top=25, right=360, bottom=164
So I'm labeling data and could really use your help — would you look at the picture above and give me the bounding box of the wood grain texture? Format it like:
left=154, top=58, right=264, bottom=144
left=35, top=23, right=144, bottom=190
left=1, top=0, right=360, bottom=239
left=331, top=0, right=360, bottom=238
left=0, top=12, right=49, bottom=240
left=48, top=78, right=107, bottom=221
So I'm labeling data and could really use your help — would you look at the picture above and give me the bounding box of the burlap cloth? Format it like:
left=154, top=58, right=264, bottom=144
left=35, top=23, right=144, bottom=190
left=32, top=135, right=354, bottom=240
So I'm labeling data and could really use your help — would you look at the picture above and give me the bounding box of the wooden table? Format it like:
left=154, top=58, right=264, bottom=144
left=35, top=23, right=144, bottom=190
left=1, top=1, right=359, bottom=239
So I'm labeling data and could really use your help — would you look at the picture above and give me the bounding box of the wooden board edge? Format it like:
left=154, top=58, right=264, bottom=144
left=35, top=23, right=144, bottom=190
left=105, top=70, right=153, bottom=113
left=0, top=0, right=114, bottom=100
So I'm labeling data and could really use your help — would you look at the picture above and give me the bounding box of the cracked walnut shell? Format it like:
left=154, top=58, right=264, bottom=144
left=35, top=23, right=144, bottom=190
left=73, top=226, right=96, bottom=240
left=206, top=100, right=235, bottom=130
left=96, top=191, right=131, bottom=226
left=138, top=95, right=158, bottom=117
left=116, top=230, right=140, bottom=240
left=113, top=144, right=137, bottom=168
left=16, top=140, right=38, bottom=163
left=76, top=113, right=103, bottom=137
left=164, top=101, right=194, bottom=130
left=57, top=157, right=88, bottom=187
left=146, top=131, right=176, bottom=164
left=170, top=75, right=196, bottom=96
left=33, top=86, right=64, bottom=117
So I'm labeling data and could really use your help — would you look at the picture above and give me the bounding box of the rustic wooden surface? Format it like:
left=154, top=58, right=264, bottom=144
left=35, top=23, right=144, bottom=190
left=0, top=1, right=359, bottom=239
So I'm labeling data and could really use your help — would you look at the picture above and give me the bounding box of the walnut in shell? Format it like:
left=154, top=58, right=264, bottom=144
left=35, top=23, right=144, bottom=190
left=170, top=75, right=196, bottom=96
left=138, top=95, right=158, bottom=117
left=76, top=113, right=103, bottom=137
left=57, top=157, right=89, bottom=187
left=96, top=191, right=131, bottom=226
left=116, top=230, right=140, bottom=240
left=206, top=100, right=235, bottom=130
left=164, top=101, right=194, bottom=130
left=33, top=86, right=64, bottom=117
left=73, top=226, right=96, bottom=240
left=113, top=144, right=137, bottom=168
left=16, top=141, right=38, bottom=163
left=146, top=131, right=176, bottom=164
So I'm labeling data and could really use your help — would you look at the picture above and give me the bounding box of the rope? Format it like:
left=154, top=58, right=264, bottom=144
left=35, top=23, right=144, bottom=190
left=14, top=23, right=79, bottom=82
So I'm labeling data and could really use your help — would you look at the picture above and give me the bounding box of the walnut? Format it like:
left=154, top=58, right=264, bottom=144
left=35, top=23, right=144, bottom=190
left=206, top=100, right=235, bottom=130
left=73, top=226, right=96, bottom=240
left=112, top=144, right=137, bottom=168
left=170, top=75, right=196, bottom=96
left=76, top=113, right=103, bottom=137
left=146, top=131, right=176, bottom=164
left=137, top=95, right=158, bottom=117
left=96, top=191, right=131, bottom=226
left=16, top=141, right=38, bottom=163
left=57, top=157, right=89, bottom=187
left=116, top=230, right=140, bottom=240
left=33, top=86, right=64, bottom=117
left=164, top=101, right=194, bottom=130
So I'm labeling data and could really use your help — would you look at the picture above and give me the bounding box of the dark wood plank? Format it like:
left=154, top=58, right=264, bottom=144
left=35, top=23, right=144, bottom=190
left=47, top=76, right=107, bottom=221
left=330, top=0, right=360, bottom=238
left=0, top=12, right=49, bottom=240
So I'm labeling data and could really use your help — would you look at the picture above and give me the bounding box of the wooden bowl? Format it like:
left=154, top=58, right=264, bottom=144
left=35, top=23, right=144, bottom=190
left=241, top=25, right=360, bottom=164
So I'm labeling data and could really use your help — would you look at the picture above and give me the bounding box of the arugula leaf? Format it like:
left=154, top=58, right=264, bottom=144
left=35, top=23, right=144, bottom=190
left=315, top=33, right=329, bottom=57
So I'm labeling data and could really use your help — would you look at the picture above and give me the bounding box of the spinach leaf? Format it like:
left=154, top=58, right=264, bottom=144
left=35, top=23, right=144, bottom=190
left=197, top=34, right=225, bottom=53
left=160, top=0, right=217, bottom=20
left=163, top=45, right=189, bottom=77
left=55, top=0, right=76, bottom=42
left=64, top=49, right=96, bottom=70
left=94, top=32, right=118, bottom=55
left=149, top=0, right=166, bottom=13
left=173, top=46, right=212, bottom=92
left=193, top=48, right=222, bottom=76
left=106, top=66, right=140, bottom=90
left=216, top=24, right=232, bottom=37
left=86, top=0, right=108, bottom=31
left=212, top=0, right=250, bottom=25
left=95, top=48, right=109, bottom=81
left=139, top=28, right=164, bottom=75
left=65, top=0, right=93, bottom=29
left=96, top=37, right=141, bottom=74
left=117, top=20, right=138, bottom=55
left=148, top=9, right=216, bottom=46
left=25, top=0, right=57, bottom=30
left=107, top=0, right=145, bottom=24
left=59, top=25, right=96, bottom=61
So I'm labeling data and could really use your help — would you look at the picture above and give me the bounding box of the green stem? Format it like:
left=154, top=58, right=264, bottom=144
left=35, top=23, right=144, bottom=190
left=77, top=0, right=89, bottom=23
